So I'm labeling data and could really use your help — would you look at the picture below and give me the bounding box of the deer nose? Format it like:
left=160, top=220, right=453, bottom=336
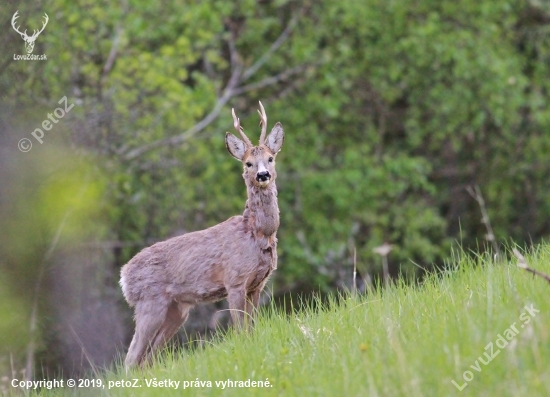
left=256, top=171, right=271, bottom=182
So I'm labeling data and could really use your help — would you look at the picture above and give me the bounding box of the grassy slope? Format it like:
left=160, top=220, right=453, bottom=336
left=41, top=245, right=549, bottom=397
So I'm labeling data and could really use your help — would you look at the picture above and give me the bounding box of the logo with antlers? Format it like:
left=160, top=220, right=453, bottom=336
left=11, top=11, right=49, bottom=55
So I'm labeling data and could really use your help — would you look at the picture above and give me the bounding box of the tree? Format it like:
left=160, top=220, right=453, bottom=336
left=2, top=0, right=550, bottom=378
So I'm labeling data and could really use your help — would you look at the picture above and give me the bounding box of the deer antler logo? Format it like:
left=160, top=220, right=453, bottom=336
left=11, top=11, right=49, bottom=54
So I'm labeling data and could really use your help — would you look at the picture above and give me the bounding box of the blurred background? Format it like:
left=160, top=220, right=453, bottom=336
left=1, top=0, right=549, bottom=383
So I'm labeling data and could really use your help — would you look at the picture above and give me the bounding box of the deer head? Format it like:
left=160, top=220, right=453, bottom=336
left=11, top=11, right=49, bottom=54
left=226, top=102, right=284, bottom=188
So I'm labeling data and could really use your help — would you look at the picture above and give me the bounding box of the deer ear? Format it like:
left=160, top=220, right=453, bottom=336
left=266, top=122, right=284, bottom=154
left=225, top=132, right=247, bottom=160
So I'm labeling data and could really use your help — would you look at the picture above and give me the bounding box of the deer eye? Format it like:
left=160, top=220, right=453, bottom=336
left=246, top=162, right=253, bottom=168
left=268, top=157, right=273, bottom=163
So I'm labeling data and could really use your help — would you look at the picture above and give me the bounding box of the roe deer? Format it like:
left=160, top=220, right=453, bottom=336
left=120, top=101, right=284, bottom=368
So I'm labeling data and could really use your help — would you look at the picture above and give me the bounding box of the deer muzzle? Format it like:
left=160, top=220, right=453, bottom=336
left=256, top=171, right=271, bottom=183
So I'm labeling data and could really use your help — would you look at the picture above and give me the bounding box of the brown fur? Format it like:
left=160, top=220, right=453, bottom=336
left=120, top=103, right=284, bottom=368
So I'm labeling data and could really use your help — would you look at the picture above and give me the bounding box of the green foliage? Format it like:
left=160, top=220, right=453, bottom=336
left=3, top=0, right=550, bottom=289
left=5, top=0, right=550, bottom=385
left=0, top=148, right=108, bottom=378
left=0, top=272, right=29, bottom=378
left=39, top=244, right=550, bottom=396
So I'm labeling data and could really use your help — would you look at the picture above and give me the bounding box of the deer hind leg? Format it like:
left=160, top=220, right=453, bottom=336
left=125, top=299, right=169, bottom=369
left=147, top=301, right=192, bottom=359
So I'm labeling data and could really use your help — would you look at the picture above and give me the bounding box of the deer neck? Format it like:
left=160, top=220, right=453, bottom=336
left=243, top=181, right=279, bottom=242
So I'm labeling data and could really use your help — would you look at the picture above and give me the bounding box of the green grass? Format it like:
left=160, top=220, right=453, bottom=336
left=35, top=245, right=550, bottom=396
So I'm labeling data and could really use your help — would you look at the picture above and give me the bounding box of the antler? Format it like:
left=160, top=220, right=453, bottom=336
left=232, top=108, right=252, bottom=147
left=29, top=13, right=49, bottom=39
left=11, top=11, right=27, bottom=38
left=257, top=101, right=267, bottom=145
left=11, top=11, right=48, bottom=40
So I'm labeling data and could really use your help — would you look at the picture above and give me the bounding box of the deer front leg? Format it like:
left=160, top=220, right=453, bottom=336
left=244, top=289, right=261, bottom=329
left=227, top=287, right=246, bottom=330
